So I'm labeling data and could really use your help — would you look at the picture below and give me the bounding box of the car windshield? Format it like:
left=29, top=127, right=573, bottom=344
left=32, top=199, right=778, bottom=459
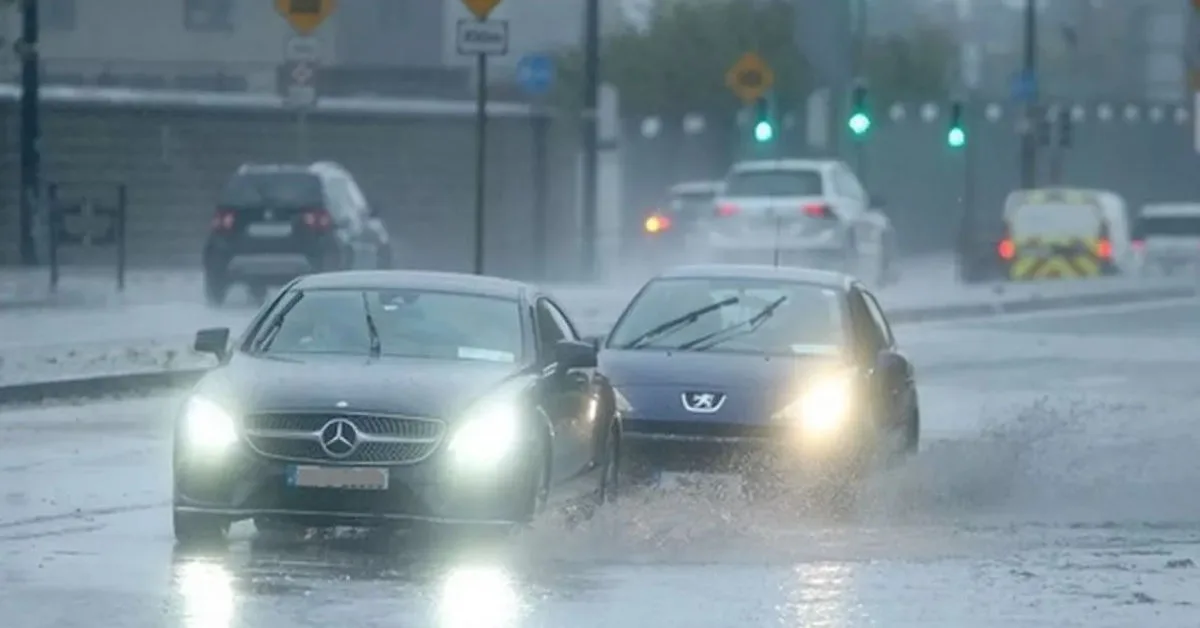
left=724, top=170, right=823, bottom=196
left=220, top=172, right=323, bottom=209
left=253, top=288, right=523, bottom=363
left=607, top=277, right=845, bottom=356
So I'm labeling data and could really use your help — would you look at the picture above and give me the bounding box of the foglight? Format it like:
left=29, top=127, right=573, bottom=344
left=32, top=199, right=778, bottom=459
left=792, top=373, right=853, bottom=436
left=182, top=396, right=239, bottom=451
left=447, top=397, right=521, bottom=470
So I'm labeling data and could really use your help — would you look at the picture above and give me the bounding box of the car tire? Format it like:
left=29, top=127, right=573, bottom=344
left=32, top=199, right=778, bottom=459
left=204, top=273, right=229, bottom=307
left=903, top=407, right=920, bottom=456
left=596, top=422, right=621, bottom=504
left=521, top=434, right=551, bottom=522
left=173, top=510, right=229, bottom=546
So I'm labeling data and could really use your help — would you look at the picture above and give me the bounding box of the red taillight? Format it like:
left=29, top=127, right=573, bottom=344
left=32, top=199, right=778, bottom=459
left=997, top=238, right=1015, bottom=260
left=211, top=208, right=235, bottom=231
left=644, top=213, right=671, bottom=234
left=302, top=208, right=333, bottom=230
left=716, top=203, right=739, bottom=217
left=1096, top=238, right=1112, bottom=259
left=802, top=203, right=833, bottom=218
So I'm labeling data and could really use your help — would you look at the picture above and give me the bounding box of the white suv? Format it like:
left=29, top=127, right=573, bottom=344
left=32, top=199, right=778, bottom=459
left=706, top=159, right=896, bottom=285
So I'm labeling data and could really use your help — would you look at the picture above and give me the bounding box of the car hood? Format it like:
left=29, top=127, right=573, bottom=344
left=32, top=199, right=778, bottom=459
left=599, top=348, right=849, bottom=423
left=196, top=354, right=525, bottom=420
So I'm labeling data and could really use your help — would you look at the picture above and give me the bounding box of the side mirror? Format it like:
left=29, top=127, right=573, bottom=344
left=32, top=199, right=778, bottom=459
left=582, top=334, right=603, bottom=352
left=875, top=351, right=906, bottom=379
left=554, top=339, right=598, bottom=370
left=194, top=327, right=231, bottom=361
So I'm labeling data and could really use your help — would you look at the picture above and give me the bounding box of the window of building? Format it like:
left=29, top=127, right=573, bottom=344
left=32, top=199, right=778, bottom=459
left=184, top=0, right=234, bottom=32
left=43, top=0, right=77, bottom=32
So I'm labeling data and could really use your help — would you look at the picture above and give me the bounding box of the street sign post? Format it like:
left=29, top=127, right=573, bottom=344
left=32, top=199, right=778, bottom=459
left=725, top=52, right=774, bottom=104
left=460, top=0, right=502, bottom=19
left=281, top=60, right=318, bottom=108
left=284, top=34, right=321, bottom=62
left=516, top=53, right=555, bottom=96
left=279, top=57, right=319, bottom=160
left=275, top=0, right=336, bottom=35
left=458, top=0, right=507, bottom=275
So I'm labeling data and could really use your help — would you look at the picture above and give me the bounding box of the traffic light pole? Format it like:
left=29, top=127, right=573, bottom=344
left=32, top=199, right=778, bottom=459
left=579, top=0, right=600, bottom=280
left=1019, top=0, right=1039, bottom=189
left=18, top=0, right=40, bottom=265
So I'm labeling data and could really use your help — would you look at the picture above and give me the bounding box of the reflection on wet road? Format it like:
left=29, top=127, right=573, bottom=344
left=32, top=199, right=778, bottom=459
left=4, top=300, right=1200, bottom=627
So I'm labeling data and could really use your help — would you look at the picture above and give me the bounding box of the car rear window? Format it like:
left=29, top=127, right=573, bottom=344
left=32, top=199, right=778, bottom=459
left=670, top=192, right=716, bottom=214
left=220, top=172, right=323, bottom=209
left=724, top=170, right=823, bottom=197
left=1135, top=216, right=1200, bottom=238
left=1010, top=203, right=1102, bottom=239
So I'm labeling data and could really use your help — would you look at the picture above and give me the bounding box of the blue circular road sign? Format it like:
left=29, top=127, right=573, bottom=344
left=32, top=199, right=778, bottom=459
left=516, top=53, right=555, bottom=95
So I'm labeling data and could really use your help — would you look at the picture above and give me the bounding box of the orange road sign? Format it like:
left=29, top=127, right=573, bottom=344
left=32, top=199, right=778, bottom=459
left=726, top=52, right=775, bottom=103
left=275, top=0, right=336, bottom=35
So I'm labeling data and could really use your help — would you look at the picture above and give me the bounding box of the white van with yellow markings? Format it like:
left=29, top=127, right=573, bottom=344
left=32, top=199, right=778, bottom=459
left=998, top=187, right=1134, bottom=280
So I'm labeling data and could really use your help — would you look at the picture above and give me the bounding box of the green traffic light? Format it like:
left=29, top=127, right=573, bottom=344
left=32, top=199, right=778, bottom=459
left=754, top=121, right=774, bottom=142
left=947, top=127, right=965, bottom=147
left=848, top=113, right=871, bottom=135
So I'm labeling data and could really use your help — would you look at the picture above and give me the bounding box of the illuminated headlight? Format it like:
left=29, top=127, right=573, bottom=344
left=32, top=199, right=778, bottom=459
left=182, top=396, right=239, bottom=451
left=447, top=398, right=521, bottom=470
left=785, top=373, right=854, bottom=436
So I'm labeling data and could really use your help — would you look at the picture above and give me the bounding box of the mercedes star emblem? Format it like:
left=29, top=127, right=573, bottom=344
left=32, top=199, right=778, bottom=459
left=318, top=418, right=360, bottom=458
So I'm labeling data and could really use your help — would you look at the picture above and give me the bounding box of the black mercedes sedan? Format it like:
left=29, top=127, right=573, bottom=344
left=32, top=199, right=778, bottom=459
left=598, top=264, right=919, bottom=484
left=173, top=270, right=621, bottom=544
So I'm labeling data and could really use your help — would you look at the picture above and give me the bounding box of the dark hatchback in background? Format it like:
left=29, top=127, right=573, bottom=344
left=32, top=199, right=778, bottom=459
left=203, top=162, right=394, bottom=306
left=174, top=270, right=620, bottom=544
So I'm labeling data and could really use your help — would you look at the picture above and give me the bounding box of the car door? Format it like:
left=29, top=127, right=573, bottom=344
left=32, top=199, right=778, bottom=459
left=856, top=287, right=913, bottom=427
left=342, top=175, right=384, bottom=266
left=534, top=297, right=594, bottom=483
left=323, top=176, right=371, bottom=268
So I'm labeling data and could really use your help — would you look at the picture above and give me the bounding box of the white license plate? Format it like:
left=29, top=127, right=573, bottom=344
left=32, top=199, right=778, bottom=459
left=246, top=222, right=293, bottom=238
left=288, top=466, right=388, bottom=490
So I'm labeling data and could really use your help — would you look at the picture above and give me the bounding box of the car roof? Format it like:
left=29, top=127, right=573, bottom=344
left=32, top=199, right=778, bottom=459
left=235, top=162, right=349, bottom=177
left=293, top=270, right=530, bottom=300
left=669, top=180, right=722, bottom=195
left=1140, top=203, right=1200, bottom=218
left=652, top=264, right=854, bottom=290
left=730, top=159, right=837, bottom=173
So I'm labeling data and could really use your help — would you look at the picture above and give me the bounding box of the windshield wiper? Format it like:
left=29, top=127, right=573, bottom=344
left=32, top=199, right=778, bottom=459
left=619, top=296, right=739, bottom=349
left=361, top=292, right=382, bottom=358
left=679, top=296, right=789, bottom=352
left=253, top=291, right=305, bottom=353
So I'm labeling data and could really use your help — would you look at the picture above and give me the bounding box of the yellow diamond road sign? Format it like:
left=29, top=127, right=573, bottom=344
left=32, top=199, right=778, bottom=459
left=461, top=0, right=504, bottom=20
left=276, top=0, right=337, bottom=35
left=726, top=52, right=774, bottom=103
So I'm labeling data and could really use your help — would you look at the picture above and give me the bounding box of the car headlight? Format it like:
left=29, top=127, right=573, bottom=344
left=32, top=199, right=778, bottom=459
left=446, top=396, right=522, bottom=470
left=182, top=396, right=239, bottom=451
left=783, top=373, right=854, bottom=436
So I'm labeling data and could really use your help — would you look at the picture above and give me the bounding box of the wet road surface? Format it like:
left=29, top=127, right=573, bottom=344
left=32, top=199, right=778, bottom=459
left=3, top=299, right=1200, bottom=627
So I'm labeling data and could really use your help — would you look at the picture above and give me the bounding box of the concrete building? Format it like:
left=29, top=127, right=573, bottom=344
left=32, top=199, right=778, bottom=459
left=0, top=0, right=631, bottom=93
